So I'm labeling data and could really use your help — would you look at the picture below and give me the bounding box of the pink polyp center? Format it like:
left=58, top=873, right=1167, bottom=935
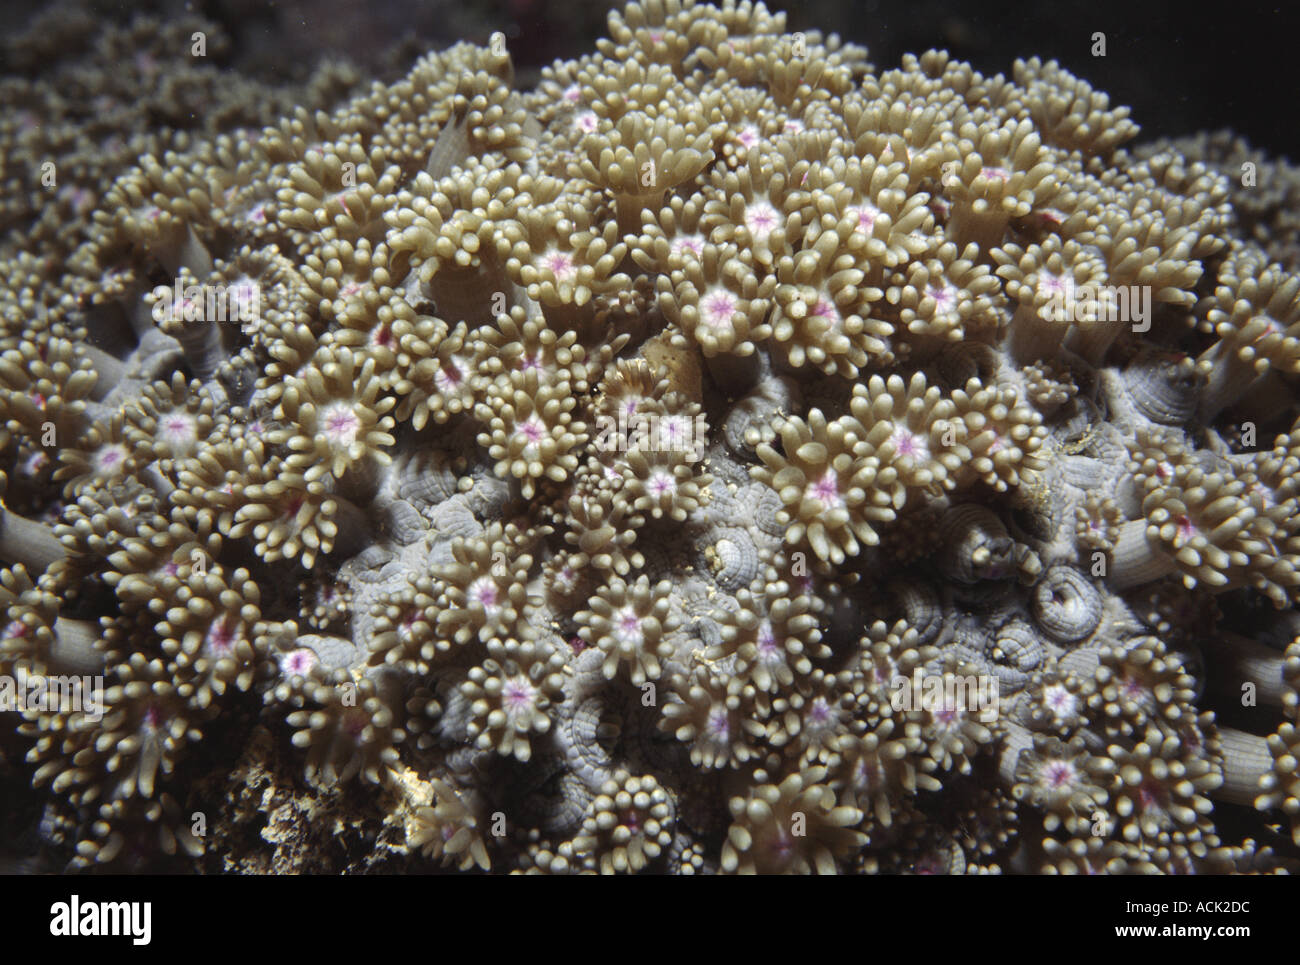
left=343, top=709, right=368, bottom=737
left=1138, top=780, right=1163, bottom=812
left=913, top=854, right=944, bottom=875
left=702, top=290, right=738, bottom=330
left=96, top=445, right=128, bottom=473
left=649, top=471, right=675, bottom=496
left=613, top=606, right=645, bottom=647
left=161, top=414, right=197, bottom=451
left=671, top=235, right=705, bottom=259
left=518, top=417, right=545, bottom=445
left=503, top=679, right=534, bottom=711
left=810, top=297, right=839, bottom=325
left=1121, top=674, right=1146, bottom=701
left=1038, top=271, right=1070, bottom=298
left=471, top=579, right=499, bottom=609
left=1044, top=760, right=1076, bottom=790
left=928, top=284, right=957, bottom=313
left=744, top=201, right=779, bottom=240
left=857, top=758, right=880, bottom=789
left=770, top=829, right=795, bottom=860
left=436, top=361, right=464, bottom=391
left=283, top=649, right=317, bottom=675
left=849, top=203, right=881, bottom=232
left=544, top=252, right=577, bottom=282
left=807, top=469, right=842, bottom=507
left=890, top=427, right=927, bottom=460
left=1044, top=684, right=1074, bottom=716
left=206, top=618, right=236, bottom=655
left=20, top=451, right=48, bottom=476
left=322, top=404, right=361, bottom=447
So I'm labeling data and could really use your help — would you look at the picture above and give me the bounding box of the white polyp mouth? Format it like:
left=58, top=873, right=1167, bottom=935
left=502, top=677, right=536, bottom=718
left=809, top=297, right=843, bottom=333
left=321, top=402, right=361, bottom=448
left=1043, top=683, right=1076, bottom=720
left=847, top=203, right=882, bottom=234
left=927, top=283, right=960, bottom=322
left=670, top=234, right=706, bottom=260
left=648, top=469, right=676, bottom=497
left=805, top=468, right=844, bottom=510
left=94, top=444, right=130, bottom=475
left=434, top=360, right=466, bottom=393
left=1037, top=270, right=1072, bottom=299
left=542, top=250, right=578, bottom=283
left=516, top=416, right=546, bottom=458
left=701, top=287, right=739, bottom=330
left=469, top=577, right=502, bottom=619
left=744, top=200, right=780, bottom=242
left=204, top=618, right=238, bottom=657
left=1040, top=759, right=1078, bottom=792
left=807, top=696, right=833, bottom=726
left=889, top=426, right=930, bottom=463
left=243, top=201, right=270, bottom=225
left=281, top=648, right=318, bottom=676
left=658, top=415, right=689, bottom=447
left=160, top=412, right=198, bottom=453
left=755, top=621, right=781, bottom=665
left=614, top=605, right=644, bottom=648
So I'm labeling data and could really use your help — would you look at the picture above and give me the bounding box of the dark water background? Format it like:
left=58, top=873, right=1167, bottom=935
left=4, top=0, right=1298, bottom=159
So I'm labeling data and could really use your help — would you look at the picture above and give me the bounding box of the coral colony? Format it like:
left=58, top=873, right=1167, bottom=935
left=4, top=0, right=1300, bottom=875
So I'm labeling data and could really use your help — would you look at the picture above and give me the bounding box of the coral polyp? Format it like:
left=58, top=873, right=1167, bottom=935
left=3, top=0, right=1300, bottom=876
